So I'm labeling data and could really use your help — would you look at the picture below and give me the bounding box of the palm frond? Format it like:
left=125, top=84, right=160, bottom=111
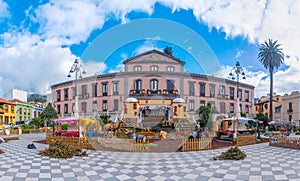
left=258, top=39, right=284, bottom=72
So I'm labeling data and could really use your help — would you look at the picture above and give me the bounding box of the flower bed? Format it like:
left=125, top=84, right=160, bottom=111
left=217, top=130, right=235, bottom=135
left=136, top=132, right=156, bottom=137
left=55, top=130, right=79, bottom=137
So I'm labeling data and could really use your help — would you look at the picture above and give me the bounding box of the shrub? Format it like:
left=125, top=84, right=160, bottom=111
left=61, top=123, right=69, bottom=130
left=22, top=129, right=30, bottom=134
left=39, top=141, right=88, bottom=159
left=213, top=146, right=246, bottom=160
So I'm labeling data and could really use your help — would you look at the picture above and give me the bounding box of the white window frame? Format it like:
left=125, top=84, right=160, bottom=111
left=167, top=66, right=174, bottom=72
left=150, top=65, right=158, bottom=71
left=134, top=66, right=142, bottom=72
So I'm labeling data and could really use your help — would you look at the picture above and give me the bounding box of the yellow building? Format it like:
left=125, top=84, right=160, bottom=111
left=124, top=97, right=187, bottom=123
left=254, top=94, right=282, bottom=121
left=0, top=97, right=17, bottom=128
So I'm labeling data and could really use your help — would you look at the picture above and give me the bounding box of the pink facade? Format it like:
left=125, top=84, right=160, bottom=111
left=51, top=50, right=254, bottom=117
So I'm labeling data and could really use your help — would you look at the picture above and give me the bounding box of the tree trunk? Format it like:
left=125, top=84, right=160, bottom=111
left=269, top=70, right=273, bottom=122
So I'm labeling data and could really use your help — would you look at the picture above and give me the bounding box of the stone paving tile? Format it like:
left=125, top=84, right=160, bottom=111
left=1, top=133, right=300, bottom=180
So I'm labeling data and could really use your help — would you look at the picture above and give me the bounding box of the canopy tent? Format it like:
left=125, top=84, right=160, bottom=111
left=55, top=117, right=98, bottom=139
left=56, top=117, right=96, bottom=125
left=56, top=117, right=79, bottom=124
left=268, top=120, right=276, bottom=125
left=222, top=117, right=258, bottom=131
left=223, top=117, right=257, bottom=124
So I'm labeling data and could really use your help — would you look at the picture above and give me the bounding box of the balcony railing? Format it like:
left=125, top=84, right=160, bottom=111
left=287, top=109, right=293, bottom=113
left=217, top=94, right=228, bottom=100
left=80, top=94, right=90, bottom=99
left=200, top=93, right=205, bottom=97
left=129, top=89, right=179, bottom=97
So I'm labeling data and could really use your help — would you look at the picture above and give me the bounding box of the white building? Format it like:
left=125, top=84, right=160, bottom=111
left=5, top=88, right=28, bottom=103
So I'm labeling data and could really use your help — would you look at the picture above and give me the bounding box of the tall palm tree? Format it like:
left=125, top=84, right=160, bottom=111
left=258, top=39, right=284, bottom=122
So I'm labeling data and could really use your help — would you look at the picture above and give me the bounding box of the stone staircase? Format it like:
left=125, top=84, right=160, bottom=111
left=122, top=116, right=196, bottom=133
left=173, top=119, right=197, bottom=133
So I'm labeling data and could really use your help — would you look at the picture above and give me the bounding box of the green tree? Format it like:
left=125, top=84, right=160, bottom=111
left=196, top=103, right=218, bottom=131
left=163, top=46, right=173, bottom=57
left=256, top=111, right=269, bottom=128
left=258, top=39, right=284, bottom=122
left=240, top=111, right=247, bottom=118
left=29, top=117, right=44, bottom=128
left=40, top=104, right=58, bottom=126
left=99, top=115, right=110, bottom=125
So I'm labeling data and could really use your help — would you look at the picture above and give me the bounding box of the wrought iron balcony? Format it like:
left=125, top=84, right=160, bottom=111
left=217, top=94, right=228, bottom=100
left=287, top=109, right=293, bottom=113
left=129, top=89, right=179, bottom=97
left=80, top=93, right=90, bottom=99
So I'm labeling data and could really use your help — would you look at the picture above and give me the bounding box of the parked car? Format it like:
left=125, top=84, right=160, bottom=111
left=15, top=120, right=29, bottom=126
left=3, top=123, right=13, bottom=129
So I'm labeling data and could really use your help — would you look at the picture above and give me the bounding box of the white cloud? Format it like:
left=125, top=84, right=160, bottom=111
left=108, top=62, right=124, bottom=73
left=0, top=31, right=74, bottom=95
left=159, top=0, right=300, bottom=98
left=34, top=0, right=105, bottom=45
left=0, top=30, right=104, bottom=96
left=0, top=0, right=158, bottom=97
left=84, top=61, right=107, bottom=76
left=133, top=40, right=162, bottom=55
left=32, top=0, right=157, bottom=45
left=1, top=0, right=300, bottom=99
left=214, top=65, right=268, bottom=98
left=214, top=59, right=300, bottom=98
left=0, top=0, right=9, bottom=20
left=235, top=49, right=246, bottom=58
left=120, top=53, right=128, bottom=60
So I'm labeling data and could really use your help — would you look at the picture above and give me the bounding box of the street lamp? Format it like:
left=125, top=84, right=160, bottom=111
left=67, top=58, right=86, bottom=118
left=229, top=61, right=246, bottom=140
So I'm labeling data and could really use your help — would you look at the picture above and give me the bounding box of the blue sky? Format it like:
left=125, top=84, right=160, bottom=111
left=0, top=0, right=299, bottom=98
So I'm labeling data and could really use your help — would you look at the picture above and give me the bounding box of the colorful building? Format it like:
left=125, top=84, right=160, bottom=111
left=29, top=102, right=46, bottom=120
left=51, top=50, right=255, bottom=124
left=281, top=91, right=300, bottom=126
left=254, top=93, right=282, bottom=121
left=10, top=99, right=33, bottom=122
left=0, top=98, right=16, bottom=128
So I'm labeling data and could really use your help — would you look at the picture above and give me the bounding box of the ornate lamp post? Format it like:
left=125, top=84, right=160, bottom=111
left=67, top=59, right=86, bottom=118
left=229, top=61, right=246, bottom=140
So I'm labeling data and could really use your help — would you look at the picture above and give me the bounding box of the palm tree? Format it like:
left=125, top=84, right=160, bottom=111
left=258, top=39, right=284, bottom=122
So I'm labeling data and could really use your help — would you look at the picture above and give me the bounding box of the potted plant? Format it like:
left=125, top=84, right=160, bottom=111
left=61, top=123, right=69, bottom=130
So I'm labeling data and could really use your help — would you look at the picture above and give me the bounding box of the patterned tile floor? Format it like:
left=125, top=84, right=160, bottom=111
left=1, top=133, right=300, bottom=181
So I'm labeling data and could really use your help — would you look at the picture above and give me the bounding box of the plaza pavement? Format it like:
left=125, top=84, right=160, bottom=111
left=1, top=133, right=300, bottom=181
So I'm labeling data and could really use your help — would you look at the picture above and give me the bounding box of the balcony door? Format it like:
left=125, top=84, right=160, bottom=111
left=167, top=80, right=174, bottom=91
left=134, top=79, right=142, bottom=91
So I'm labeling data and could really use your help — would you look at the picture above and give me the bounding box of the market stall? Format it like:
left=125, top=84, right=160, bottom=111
left=217, top=117, right=258, bottom=140
left=55, top=117, right=99, bottom=139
